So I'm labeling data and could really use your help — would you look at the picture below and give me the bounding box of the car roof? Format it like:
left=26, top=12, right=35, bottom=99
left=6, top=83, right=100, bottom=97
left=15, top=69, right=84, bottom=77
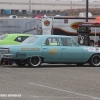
left=6, top=33, right=32, bottom=36
left=30, top=35, right=71, bottom=38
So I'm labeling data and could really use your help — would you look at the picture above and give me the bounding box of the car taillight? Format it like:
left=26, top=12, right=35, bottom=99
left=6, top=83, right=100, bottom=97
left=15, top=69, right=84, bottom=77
left=8, top=48, right=10, bottom=53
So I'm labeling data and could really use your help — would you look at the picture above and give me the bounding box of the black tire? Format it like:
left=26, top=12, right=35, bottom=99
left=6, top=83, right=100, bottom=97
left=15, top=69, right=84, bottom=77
left=8, top=60, right=12, bottom=65
left=15, top=60, right=26, bottom=66
left=76, top=63, right=84, bottom=66
left=27, top=56, right=42, bottom=67
left=89, top=54, right=100, bottom=67
left=1, top=59, right=9, bottom=65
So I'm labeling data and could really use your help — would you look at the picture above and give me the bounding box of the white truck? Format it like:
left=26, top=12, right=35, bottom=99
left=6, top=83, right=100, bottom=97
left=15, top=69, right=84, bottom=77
left=41, top=16, right=100, bottom=45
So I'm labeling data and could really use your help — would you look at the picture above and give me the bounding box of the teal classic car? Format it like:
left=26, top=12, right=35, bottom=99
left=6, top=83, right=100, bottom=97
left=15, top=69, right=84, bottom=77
left=0, top=35, right=100, bottom=67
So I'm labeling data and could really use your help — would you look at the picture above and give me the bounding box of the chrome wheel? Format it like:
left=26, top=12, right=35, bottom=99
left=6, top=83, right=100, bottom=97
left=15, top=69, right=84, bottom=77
left=28, top=56, right=42, bottom=67
left=90, top=54, right=100, bottom=67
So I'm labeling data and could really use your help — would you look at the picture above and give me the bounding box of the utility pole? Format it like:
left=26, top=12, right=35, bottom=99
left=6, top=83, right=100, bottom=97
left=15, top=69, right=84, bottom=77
left=86, top=0, right=88, bottom=22
left=77, top=0, right=90, bottom=46
left=86, top=0, right=90, bottom=46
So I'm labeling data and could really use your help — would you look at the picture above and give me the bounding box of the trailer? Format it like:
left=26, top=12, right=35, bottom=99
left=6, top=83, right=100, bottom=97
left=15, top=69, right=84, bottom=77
left=0, top=18, right=42, bottom=35
left=41, top=16, right=100, bottom=44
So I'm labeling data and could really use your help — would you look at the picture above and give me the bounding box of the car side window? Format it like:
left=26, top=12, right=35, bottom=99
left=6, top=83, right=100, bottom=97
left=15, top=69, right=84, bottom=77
left=61, top=38, right=72, bottom=46
left=44, top=38, right=59, bottom=46
left=14, top=36, right=29, bottom=42
left=72, top=39, right=79, bottom=46
left=22, top=36, right=29, bottom=41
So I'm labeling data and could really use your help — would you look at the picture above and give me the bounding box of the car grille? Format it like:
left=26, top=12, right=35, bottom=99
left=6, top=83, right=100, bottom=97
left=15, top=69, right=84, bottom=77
left=0, top=48, right=9, bottom=54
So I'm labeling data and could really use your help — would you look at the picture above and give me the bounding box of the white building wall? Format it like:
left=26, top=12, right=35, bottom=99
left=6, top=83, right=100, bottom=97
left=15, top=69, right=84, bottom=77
left=0, top=0, right=99, bottom=10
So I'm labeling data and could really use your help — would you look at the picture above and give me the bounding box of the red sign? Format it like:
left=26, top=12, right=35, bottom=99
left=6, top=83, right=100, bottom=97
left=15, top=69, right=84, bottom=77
left=44, top=20, right=50, bottom=26
left=70, top=22, right=82, bottom=30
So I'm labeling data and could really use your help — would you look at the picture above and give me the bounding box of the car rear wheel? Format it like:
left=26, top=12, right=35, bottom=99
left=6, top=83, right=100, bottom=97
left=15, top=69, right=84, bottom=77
left=89, top=54, right=100, bottom=67
left=15, top=60, right=26, bottom=66
left=28, top=56, right=42, bottom=67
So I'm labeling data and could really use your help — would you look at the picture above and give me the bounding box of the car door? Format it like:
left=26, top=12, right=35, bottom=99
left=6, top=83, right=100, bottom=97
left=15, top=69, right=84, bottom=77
left=61, top=38, right=84, bottom=63
left=42, top=37, right=61, bottom=62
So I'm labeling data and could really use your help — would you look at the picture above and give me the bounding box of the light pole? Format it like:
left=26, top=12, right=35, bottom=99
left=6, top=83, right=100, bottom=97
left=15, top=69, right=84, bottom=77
left=86, top=0, right=88, bottom=22
left=86, top=0, right=89, bottom=46
left=77, top=0, right=90, bottom=46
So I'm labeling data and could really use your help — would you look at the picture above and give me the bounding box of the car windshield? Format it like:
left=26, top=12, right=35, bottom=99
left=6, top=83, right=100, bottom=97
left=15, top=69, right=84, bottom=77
left=21, top=36, right=39, bottom=44
left=0, top=34, right=7, bottom=40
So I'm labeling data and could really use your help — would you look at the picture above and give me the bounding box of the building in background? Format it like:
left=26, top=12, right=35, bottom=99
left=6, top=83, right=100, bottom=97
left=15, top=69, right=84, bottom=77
left=0, top=0, right=100, bottom=16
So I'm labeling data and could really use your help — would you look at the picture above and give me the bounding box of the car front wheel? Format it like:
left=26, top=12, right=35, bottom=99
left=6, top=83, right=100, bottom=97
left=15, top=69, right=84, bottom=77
left=28, top=56, right=42, bottom=67
left=89, top=54, right=100, bottom=67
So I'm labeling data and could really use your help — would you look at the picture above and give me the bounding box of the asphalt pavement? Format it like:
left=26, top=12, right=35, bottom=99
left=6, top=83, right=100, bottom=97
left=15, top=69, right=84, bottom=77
left=0, top=64, right=100, bottom=100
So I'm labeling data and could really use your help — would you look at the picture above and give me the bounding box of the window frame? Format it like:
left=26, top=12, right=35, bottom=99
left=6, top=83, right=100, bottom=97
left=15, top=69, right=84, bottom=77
left=61, top=38, right=72, bottom=46
left=14, top=36, right=29, bottom=43
left=43, top=37, right=60, bottom=46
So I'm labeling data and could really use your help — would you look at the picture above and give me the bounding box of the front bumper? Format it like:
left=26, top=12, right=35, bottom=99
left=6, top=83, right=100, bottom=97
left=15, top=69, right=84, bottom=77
left=1, top=54, right=13, bottom=59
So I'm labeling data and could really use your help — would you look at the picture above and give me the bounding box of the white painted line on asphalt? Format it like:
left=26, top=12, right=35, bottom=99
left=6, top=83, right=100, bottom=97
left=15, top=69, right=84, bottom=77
left=28, top=82, right=100, bottom=99
left=31, top=96, right=99, bottom=99
left=6, top=68, right=10, bottom=69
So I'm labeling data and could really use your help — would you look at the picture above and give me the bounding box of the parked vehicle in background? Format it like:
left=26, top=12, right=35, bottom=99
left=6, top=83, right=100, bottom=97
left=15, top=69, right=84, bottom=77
left=32, top=14, right=44, bottom=18
left=79, top=12, right=92, bottom=17
left=41, top=16, right=100, bottom=45
left=1, top=35, right=100, bottom=67
left=0, top=33, right=32, bottom=45
left=9, top=15, right=17, bottom=18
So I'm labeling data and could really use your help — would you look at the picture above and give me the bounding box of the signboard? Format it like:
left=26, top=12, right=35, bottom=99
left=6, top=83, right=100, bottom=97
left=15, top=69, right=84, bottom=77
left=79, top=23, right=100, bottom=27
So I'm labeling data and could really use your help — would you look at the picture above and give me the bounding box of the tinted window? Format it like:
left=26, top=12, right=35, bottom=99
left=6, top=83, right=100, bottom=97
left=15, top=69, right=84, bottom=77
left=72, top=40, right=79, bottom=46
left=44, top=38, right=59, bottom=46
left=61, top=38, right=72, bottom=46
left=14, top=36, right=29, bottom=42
left=22, top=36, right=29, bottom=41
left=21, top=36, right=38, bottom=44
left=0, top=34, right=7, bottom=40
